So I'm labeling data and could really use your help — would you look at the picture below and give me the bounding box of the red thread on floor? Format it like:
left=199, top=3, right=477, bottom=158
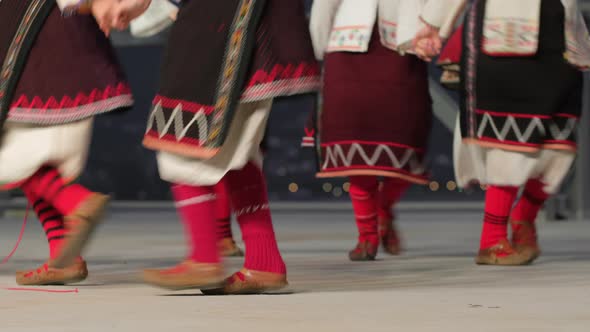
left=1, top=206, right=79, bottom=294
left=2, top=287, right=79, bottom=293
left=1, top=206, right=29, bottom=266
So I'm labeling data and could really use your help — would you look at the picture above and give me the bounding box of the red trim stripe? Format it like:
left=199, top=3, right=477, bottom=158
left=321, top=140, right=423, bottom=152
left=321, top=165, right=424, bottom=178
left=475, top=136, right=540, bottom=147
left=476, top=109, right=552, bottom=119
left=554, top=113, right=580, bottom=119
left=145, top=130, right=205, bottom=146
left=152, top=95, right=215, bottom=115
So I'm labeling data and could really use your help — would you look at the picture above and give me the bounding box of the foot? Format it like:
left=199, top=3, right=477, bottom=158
left=379, top=216, right=402, bottom=255
left=143, top=260, right=224, bottom=290
left=348, top=240, right=378, bottom=261
left=219, top=238, right=244, bottom=257
left=52, top=193, right=110, bottom=268
left=510, top=219, right=541, bottom=262
left=475, top=238, right=536, bottom=266
left=201, top=268, right=288, bottom=295
left=16, top=259, right=88, bottom=286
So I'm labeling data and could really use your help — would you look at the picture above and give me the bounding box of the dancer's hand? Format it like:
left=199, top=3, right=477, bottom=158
left=91, top=0, right=151, bottom=35
left=413, top=20, right=442, bottom=62
left=169, top=8, right=178, bottom=21
left=91, top=0, right=119, bottom=36
left=111, top=0, right=152, bottom=31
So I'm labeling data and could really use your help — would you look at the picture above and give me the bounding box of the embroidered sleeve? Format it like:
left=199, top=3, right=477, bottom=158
left=309, top=0, right=343, bottom=60
left=56, top=0, right=92, bottom=16
left=130, top=0, right=178, bottom=37
left=564, top=8, right=590, bottom=71
left=422, top=0, right=466, bottom=37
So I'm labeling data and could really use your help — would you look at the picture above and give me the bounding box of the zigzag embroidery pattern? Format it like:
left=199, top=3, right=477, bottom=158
left=10, top=83, right=130, bottom=110
left=322, top=143, right=424, bottom=175
left=549, top=118, right=577, bottom=141
left=146, top=101, right=209, bottom=144
left=477, top=113, right=577, bottom=143
left=245, top=63, right=320, bottom=88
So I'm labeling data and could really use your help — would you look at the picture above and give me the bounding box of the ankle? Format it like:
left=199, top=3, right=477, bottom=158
left=242, top=233, right=286, bottom=274
left=480, top=236, right=508, bottom=251
left=359, top=234, right=379, bottom=246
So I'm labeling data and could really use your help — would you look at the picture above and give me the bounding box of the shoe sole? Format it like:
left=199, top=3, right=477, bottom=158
left=474, top=255, right=534, bottom=266
left=349, top=256, right=376, bottom=262
left=349, top=253, right=376, bottom=261
left=16, top=274, right=88, bottom=286
left=525, top=250, right=541, bottom=264
left=142, top=271, right=225, bottom=291
left=201, top=281, right=289, bottom=295
left=516, top=246, right=541, bottom=265
left=229, top=283, right=289, bottom=295
left=145, top=280, right=225, bottom=291
left=52, top=195, right=110, bottom=269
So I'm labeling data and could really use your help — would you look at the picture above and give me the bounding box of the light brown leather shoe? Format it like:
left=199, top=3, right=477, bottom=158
left=143, top=260, right=224, bottom=291
left=201, top=268, right=288, bottom=295
left=16, top=259, right=88, bottom=286
left=379, top=216, right=402, bottom=255
left=219, top=238, right=244, bottom=257
left=475, top=238, right=536, bottom=266
left=52, top=193, right=110, bottom=268
left=510, top=219, right=541, bottom=262
left=348, top=241, right=378, bottom=261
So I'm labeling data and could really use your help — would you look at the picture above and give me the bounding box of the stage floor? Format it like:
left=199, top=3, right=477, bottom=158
left=1, top=208, right=589, bottom=331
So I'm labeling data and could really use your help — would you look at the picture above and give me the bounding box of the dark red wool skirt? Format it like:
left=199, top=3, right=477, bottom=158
left=317, top=31, right=432, bottom=184
left=2, top=3, right=131, bottom=125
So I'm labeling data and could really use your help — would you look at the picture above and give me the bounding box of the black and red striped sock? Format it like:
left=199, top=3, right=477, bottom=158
left=25, top=192, right=66, bottom=260
left=20, top=166, right=92, bottom=216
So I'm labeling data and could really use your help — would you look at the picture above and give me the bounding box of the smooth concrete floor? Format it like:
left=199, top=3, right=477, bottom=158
left=0, top=208, right=589, bottom=331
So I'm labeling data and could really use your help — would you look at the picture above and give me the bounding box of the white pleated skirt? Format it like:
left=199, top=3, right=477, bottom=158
left=157, top=99, right=272, bottom=186
left=453, top=120, right=575, bottom=194
left=0, top=118, right=93, bottom=188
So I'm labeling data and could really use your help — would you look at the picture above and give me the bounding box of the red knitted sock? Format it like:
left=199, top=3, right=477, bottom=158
left=480, top=185, right=518, bottom=250
left=171, top=184, right=220, bottom=264
left=214, top=180, right=233, bottom=240
left=511, top=179, right=549, bottom=224
left=20, top=166, right=91, bottom=216
left=349, top=176, right=379, bottom=247
left=225, top=162, right=286, bottom=274
left=377, top=178, right=411, bottom=220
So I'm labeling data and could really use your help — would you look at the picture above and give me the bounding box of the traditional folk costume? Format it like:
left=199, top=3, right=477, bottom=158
left=141, top=0, right=320, bottom=294
left=423, top=0, right=590, bottom=265
left=308, top=0, right=432, bottom=260
left=0, top=0, right=132, bottom=284
left=130, top=0, right=245, bottom=258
